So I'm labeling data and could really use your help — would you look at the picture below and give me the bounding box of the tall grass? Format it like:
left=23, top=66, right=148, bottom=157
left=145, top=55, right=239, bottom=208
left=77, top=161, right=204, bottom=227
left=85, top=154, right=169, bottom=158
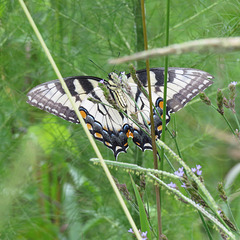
left=0, top=0, right=240, bottom=239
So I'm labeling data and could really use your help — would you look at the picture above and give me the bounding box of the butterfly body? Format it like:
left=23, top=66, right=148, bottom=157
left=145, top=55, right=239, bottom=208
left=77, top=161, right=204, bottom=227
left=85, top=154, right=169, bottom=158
left=106, top=73, right=129, bottom=111
left=27, top=68, right=214, bottom=158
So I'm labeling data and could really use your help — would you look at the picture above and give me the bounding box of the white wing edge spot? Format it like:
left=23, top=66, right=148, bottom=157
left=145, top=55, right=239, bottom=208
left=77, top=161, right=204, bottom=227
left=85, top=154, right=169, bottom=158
left=47, top=83, right=55, bottom=88
left=144, top=143, right=152, bottom=148
left=175, top=70, right=184, bottom=74
left=192, top=89, right=198, bottom=94
left=52, top=109, right=58, bottom=114
left=203, top=80, right=210, bottom=84
left=115, top=146, right=122, bottom=152
left=59, top=113, right=66, bottom=118
left=181, top=99, right=187, bottom=105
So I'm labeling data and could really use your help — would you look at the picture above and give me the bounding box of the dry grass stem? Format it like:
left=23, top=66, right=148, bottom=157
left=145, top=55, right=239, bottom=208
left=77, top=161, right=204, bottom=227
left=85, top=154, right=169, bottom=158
left=109, top=37, right=240, bottom=64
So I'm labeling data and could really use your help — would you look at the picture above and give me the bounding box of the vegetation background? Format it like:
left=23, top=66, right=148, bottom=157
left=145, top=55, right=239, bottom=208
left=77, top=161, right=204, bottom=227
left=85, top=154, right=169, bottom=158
left=0, top=0, right=240, bottom=239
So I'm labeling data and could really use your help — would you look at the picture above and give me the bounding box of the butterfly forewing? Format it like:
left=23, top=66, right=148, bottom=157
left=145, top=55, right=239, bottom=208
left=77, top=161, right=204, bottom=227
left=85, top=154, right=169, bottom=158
left=27, top=68, right=214, bottom=158
left=27, top=76, right=102, bottom=123
left=127, top=68, right=214, bottom=112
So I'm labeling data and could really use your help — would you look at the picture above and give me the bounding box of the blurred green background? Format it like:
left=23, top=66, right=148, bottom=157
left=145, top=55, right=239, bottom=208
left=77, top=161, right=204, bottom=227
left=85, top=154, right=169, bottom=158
left=0, top=0, right=240, bottom=239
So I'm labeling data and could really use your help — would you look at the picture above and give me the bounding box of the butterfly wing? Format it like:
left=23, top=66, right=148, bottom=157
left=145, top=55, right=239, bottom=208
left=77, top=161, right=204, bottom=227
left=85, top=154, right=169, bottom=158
left=27, top=75, right=134, bottom=157
left=27, top=68, right=214, bottom=158
left=27, top=76, right=102, bottom=123
left=127, top=68, right=214, bottom=112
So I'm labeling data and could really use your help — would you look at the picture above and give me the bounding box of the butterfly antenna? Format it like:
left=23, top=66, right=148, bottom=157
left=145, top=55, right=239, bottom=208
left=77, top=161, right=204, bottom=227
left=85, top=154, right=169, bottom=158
left=89, top=59, right=107, bottom=74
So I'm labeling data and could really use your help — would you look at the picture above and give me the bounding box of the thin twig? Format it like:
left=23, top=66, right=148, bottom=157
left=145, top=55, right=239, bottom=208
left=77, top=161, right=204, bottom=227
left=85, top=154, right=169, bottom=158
left=109, top=37, right=240, bottom=64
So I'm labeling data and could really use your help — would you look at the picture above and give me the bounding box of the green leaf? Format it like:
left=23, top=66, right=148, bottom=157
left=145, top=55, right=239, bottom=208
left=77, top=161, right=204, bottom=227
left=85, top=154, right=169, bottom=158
left=130, top=175, right=152, bottom=240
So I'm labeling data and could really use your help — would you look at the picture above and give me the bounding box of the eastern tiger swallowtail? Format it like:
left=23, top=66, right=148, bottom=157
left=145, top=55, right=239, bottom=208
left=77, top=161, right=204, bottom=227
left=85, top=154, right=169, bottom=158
left=27, top=68, right=213, bottom=158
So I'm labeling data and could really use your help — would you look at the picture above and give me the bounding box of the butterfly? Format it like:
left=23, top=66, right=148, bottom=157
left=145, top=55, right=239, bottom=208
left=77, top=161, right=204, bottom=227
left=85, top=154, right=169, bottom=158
left=27, top=68, right=214, bottom=158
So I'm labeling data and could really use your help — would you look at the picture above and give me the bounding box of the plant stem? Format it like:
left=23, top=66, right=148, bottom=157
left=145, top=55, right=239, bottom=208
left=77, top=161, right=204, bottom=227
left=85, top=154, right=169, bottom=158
left=211, top=105, right=238, bottom=138
left=234, top=113, right=240, bottom=130
left=18, top=1, right=142, bottom=239
left=109, top=37, right=240, bottom=64
left=132, top=0, right=145, bottom=69
left=159, top=1, right=170, bottom=238
left=148, top=173, right=236, bottom=240
left=140, top=0, right=162, bottom=238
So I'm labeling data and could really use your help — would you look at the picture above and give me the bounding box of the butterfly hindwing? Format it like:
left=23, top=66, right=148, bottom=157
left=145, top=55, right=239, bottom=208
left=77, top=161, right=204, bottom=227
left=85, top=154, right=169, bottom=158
left=79, top=87, right=129, bottom=157
left=79, top=84, right=165, bottom=157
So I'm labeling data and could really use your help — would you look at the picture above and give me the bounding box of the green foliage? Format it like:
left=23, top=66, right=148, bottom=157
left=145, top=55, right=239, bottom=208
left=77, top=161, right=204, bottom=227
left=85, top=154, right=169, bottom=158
left=1, top=0, right=240, bottom=239
left=130, top=175, right=152, bottom=239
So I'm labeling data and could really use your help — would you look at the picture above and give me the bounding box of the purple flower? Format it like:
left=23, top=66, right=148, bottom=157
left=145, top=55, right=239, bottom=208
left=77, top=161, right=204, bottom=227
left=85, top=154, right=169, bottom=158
left=141, top=231, right=148, bottom=240
left=174, top=171, right=183, bottom=177
left=217, top=210, right=222, bottom=214
left=196, top=165, right=202, bottom=170
left=191, top=165, right=203, bottom=175
left=174, top=167, right=184, bottom=177
left=168, top=182, right=177, bottom=188
left=128, top=229, right=148, bottom=240
left=231, top=81, right=237, bottom=86
left=100, top=79, right=104, bottom=83
left=181, top=183, right=186, bottom=188
left=191, top=168, right=196, bottom=173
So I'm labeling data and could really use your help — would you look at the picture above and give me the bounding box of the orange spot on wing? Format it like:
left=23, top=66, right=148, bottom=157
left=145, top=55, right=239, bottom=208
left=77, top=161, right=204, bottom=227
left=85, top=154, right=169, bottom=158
left=95, top=132, right=103, bottom=139
left=105, top=141, right=111, bottom=147
left=87, top=123, right=93, bottom=130
left=80, top=110, right=87, bottom=119
left=124, top=142, right=128, bottom=147
left=126, top=129, right=134, bottom=138
left=135, top=142, right=140, bottom=146
left=159, top=101, right=164, bottom=109
left=157, top=125, right=162, bottom=131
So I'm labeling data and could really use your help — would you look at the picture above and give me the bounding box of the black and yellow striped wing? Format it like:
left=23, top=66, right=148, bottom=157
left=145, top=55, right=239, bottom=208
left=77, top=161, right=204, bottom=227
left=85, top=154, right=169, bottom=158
left=127, top=68, right=214, bottom=112
left=27, top=68, right=214, bottom=158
